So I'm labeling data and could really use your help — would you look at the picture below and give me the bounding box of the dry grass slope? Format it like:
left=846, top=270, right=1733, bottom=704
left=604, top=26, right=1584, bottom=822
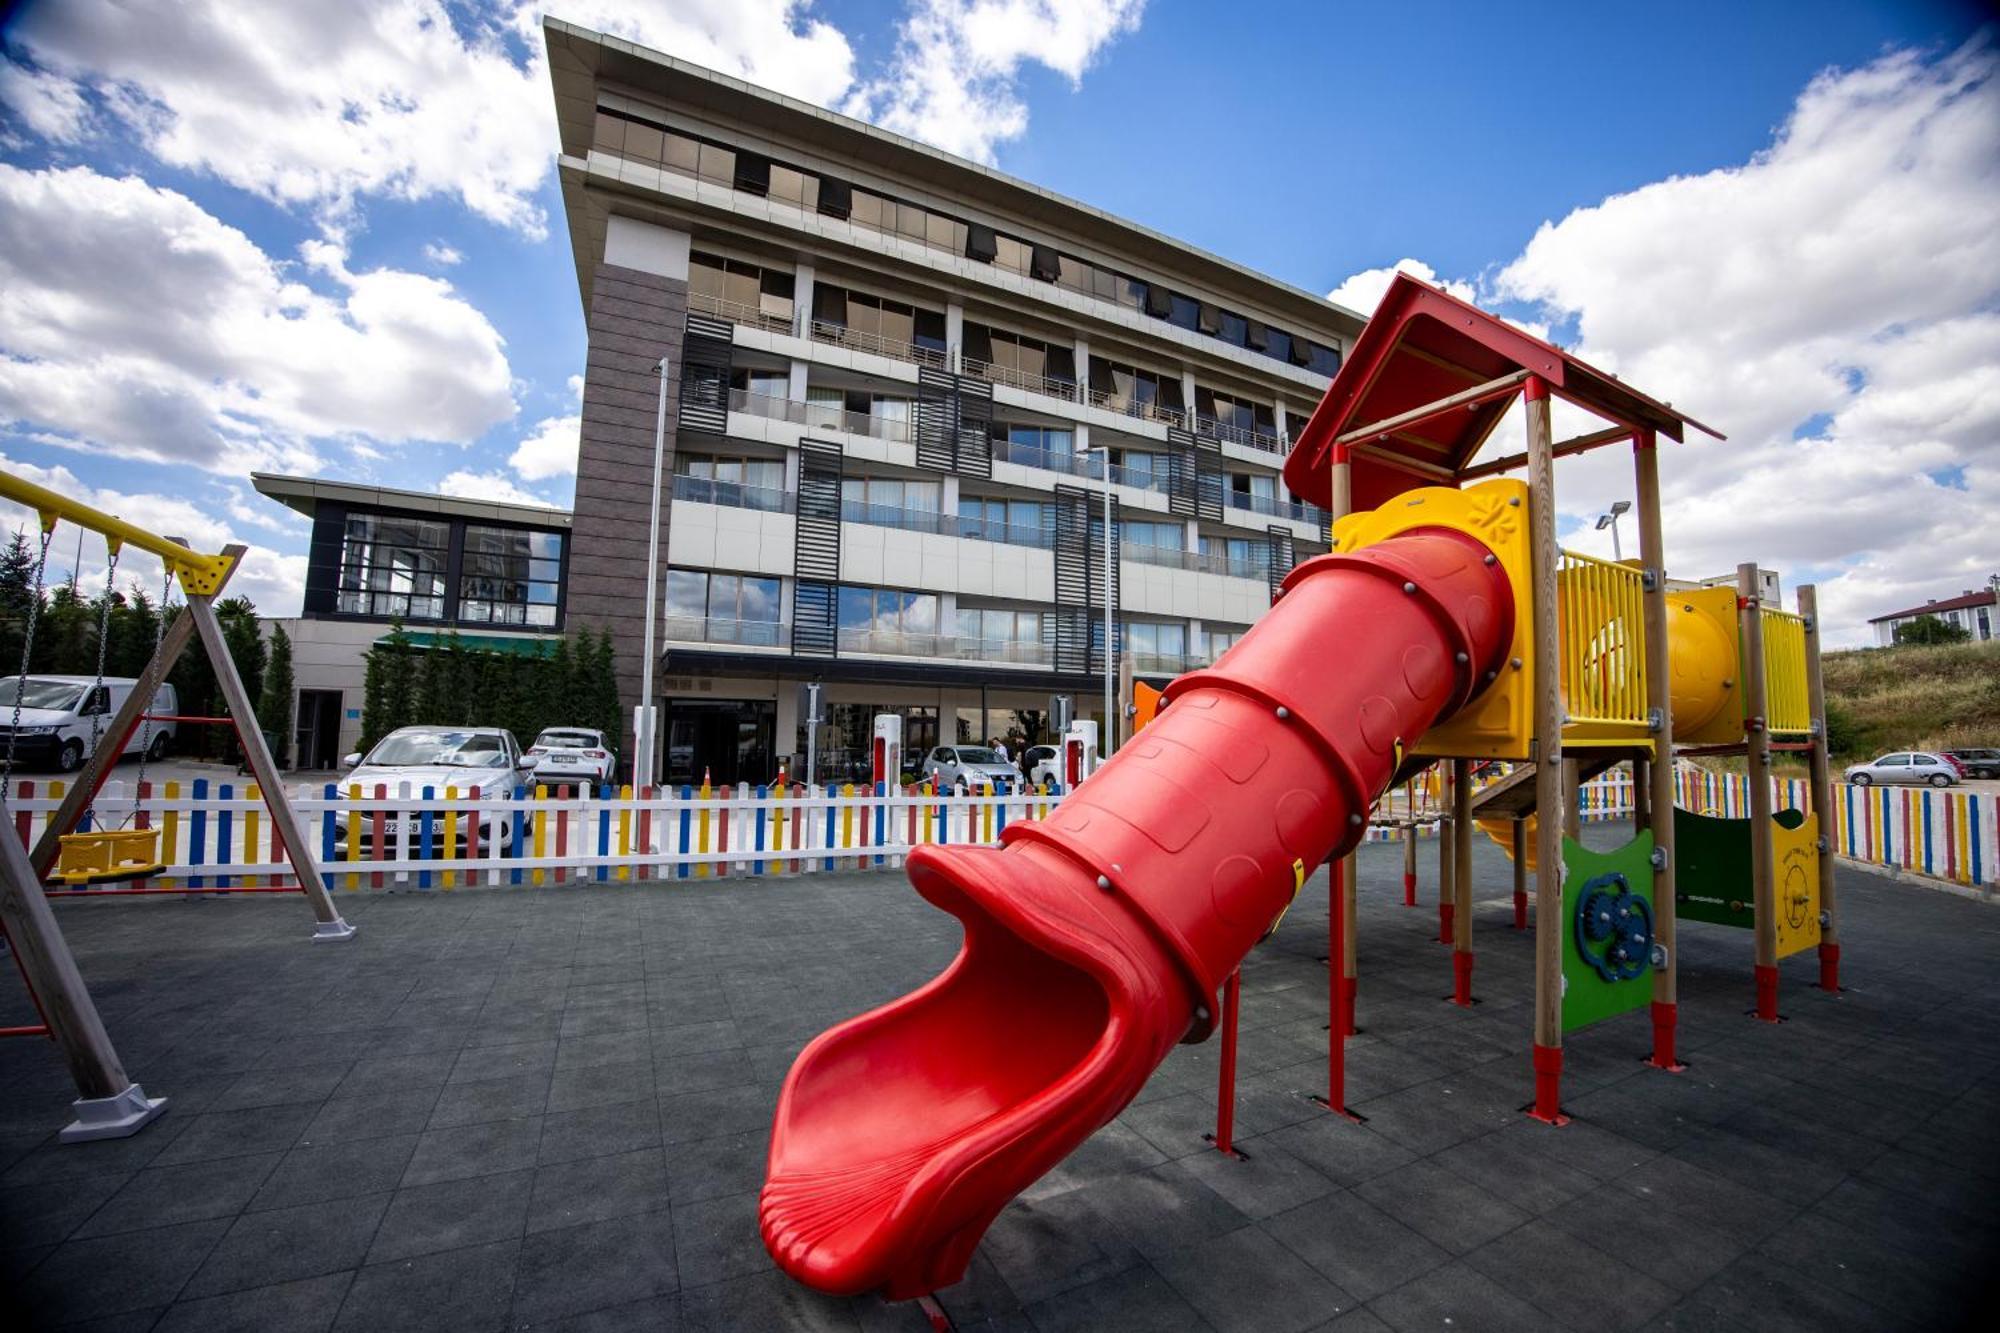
left=1822, top=638, right=2000, bottom=758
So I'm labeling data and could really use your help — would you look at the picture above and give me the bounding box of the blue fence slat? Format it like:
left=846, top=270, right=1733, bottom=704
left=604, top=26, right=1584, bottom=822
left=511, top=786, right=526, bottom=886
left=419, top=785, right=435, bottom=890
left=754, top=785, right=768, bottom=876
left=217, top=782, right=234, bottom=889
left=678, top=786, right=692, bottom=880
left=189, top=777, right=208, bottom=890
left=597, top=785, right=612, bottom=882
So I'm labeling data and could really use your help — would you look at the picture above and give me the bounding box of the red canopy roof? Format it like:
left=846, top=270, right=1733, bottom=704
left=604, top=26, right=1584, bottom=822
left=1284, top=273, right=1721, bottom=511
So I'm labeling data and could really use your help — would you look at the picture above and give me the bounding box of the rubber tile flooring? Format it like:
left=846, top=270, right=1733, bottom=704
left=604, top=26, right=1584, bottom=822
left=1, top=822, right=1995, bottom=1331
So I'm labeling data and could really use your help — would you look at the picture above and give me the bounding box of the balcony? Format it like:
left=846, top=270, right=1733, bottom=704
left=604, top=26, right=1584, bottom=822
left=728, top=387, right=913, bottom=444
left=1224, top=489, right=1324, bottom=525
left=836, top=625, right=1054, bottom=666
left=671, top=473, right=792, bottom=513
left=1123, top=540, right=1269, bottom=581
left=1129, top=651, right=1195, bottom=676
left=990, top=438, right=1173, bottom=496
left=842, top=499, right=1053, bottom=550
left=663, top=615, right=787, bottom=649
left=809, top=318, right=948, bottom=370
left=1085, top=388, right=1188, bottom=431
left=1196, top=413, right=1288, bottom=455
left=951, top=637, right=1055, bottom=667
left=961, top=356, right=1078, bottom=402
left=688, top=291, right=793, bottom=336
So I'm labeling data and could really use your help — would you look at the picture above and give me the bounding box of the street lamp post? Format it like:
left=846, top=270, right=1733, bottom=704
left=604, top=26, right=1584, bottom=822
left=1085, top=446, right=1116, bottom=757
left=635, top=354, right=671, bottom=791
left=1596, top=499, right=1632, bottom=562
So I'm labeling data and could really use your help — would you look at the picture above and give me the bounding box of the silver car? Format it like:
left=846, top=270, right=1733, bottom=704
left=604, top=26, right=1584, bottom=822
left=920, top=745, right=1017, bottom=793
left=1843, top=751, right=1958, bottom=788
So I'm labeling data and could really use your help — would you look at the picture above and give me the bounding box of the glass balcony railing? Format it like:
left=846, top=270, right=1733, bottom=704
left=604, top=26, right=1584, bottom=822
left=671, top=473, right=792, bottom=513
left=727, top=387, right=915, bottom=444
left=1195, top=413, right=1288, bottom=455
left=837, top=626, right=945, bottom=657
left=989, top=438, right=1174, bottom=495
left=688, top=290, right=794, bottom=335
left=1085, top=388, right=1189, bottom=431
left=840, top=500, right=1054, bottom=550
left=809, top=318, right=949, bottom=369
left=662, top=615, right=787, bottom=648
left=1123, top=541, right=1270, bottom=581
left=1224, top=489, right=1324, bottom=524
left=951, top=637, right=1056, bottom=666
left=960, top=356, right=1079, bottom=401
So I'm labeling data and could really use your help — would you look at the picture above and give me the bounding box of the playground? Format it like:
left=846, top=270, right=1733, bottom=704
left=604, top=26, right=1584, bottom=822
left=0, top=834, right=1992, bottom=1330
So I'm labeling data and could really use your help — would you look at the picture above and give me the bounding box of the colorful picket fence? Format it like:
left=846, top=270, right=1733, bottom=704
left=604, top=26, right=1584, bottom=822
left=12, top=765, right=1991, bottom=891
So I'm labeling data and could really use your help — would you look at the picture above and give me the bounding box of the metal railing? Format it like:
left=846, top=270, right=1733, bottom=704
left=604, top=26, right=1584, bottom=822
left=837, top=626, right=945, bottom=657
left=662, top=615, right=787, bottom=649
left=1195, top=414, right=1288, bottom=455
left=1223, top=489, right=1324, bottom=525
left=960, top=356, right=1079, bottom=401
left=1556, top=549, right=1650, bottom=732
left=1760, top=607, right=1812, bottom=735
left=688, top=291, right=794, bottom=335
left=1085, top=387, right=1188, bottom=430
left=809, top=318, right=949, bottom=369
left=671, top=474, right=792, bottom=514
left=837, top=500, right=1053, bottom=549
left=989, top=438, right=1174, bottom=495
left=727, top=387, right=915, bottom=444
left=950, top=637, right=1055, bottom=666
left=955, top=515, right=1056, bottom=550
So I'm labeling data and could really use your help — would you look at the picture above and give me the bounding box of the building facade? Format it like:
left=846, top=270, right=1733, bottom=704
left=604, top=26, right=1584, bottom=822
left=253, top=474, right=572, bottom=767
left=1869, top=586, right=1997, bottom=646
left=546, top=18, right=1364, bottom=786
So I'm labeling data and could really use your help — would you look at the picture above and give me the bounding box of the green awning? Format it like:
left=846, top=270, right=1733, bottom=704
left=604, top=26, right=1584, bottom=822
left=374, top=631, right=560, bottom=657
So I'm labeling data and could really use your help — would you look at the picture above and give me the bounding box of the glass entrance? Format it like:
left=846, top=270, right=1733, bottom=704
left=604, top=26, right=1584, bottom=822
left=664, top=700, right=776, bottom=787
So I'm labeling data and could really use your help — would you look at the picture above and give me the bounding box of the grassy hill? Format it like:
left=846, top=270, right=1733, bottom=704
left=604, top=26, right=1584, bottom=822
left=1821, top=637, right=2000, bottom=759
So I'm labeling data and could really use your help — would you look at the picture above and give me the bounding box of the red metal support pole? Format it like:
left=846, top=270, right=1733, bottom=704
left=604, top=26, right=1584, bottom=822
left=1207, top=968, right=1242, bottom=1158
left=1315, top=858, right=1360, bottom=1120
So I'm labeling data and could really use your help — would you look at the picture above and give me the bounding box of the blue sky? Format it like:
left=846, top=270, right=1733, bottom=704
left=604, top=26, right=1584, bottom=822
left=0, top=1, right=1994, bottom=644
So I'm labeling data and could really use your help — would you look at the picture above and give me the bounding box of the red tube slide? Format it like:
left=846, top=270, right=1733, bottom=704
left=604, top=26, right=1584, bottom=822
left=761, top=527, right=1515, bottom=1298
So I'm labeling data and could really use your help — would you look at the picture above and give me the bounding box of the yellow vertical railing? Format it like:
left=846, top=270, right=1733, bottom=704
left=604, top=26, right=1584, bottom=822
left=1556, top=549, right=1649, bottom=734
left=1760, top=606, right=1810, bottom=734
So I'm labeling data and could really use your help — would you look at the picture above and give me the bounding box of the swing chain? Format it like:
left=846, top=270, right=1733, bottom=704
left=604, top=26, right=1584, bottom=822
left=1, top=524, right=56, bottom=808
left=86, top=543, right=121, bottom=757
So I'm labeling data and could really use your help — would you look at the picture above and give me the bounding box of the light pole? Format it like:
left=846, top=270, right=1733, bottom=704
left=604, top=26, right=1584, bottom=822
left=1596, top=499, right=1632, bottom=561
left=1084, top=445, right=1116, bottom=757
left=635, top=354, right=671, bottom=791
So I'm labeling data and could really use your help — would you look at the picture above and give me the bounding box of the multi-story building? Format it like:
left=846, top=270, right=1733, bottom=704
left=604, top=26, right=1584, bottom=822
left=1869, top=585, right=1997, bottom=646
left=545, top=17, right=1364, bottom=786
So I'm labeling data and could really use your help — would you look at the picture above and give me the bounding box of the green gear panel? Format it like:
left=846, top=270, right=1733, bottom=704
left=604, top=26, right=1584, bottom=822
left=1561, top=830, right=1657, bottom=1034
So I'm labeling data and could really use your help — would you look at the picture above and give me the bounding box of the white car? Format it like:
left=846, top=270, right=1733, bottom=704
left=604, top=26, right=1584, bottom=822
left=921, top=745, right=1019, bottom=793
left=334, top=726, right=533, bottom=855
left=525, top=727, right=617, bottom=788
left=1843, top=751, right=1958, bottom=788
left=1023, top=744, right=1060, bottom=789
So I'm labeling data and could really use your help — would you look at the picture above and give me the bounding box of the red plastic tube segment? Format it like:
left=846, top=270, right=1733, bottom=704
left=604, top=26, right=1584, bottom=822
left=760, top=528, right=1515, bottom=1298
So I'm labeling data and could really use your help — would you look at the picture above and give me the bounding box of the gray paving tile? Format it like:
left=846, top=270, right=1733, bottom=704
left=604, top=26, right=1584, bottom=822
left=183, top=1191, right=390, bottom=1299
left=427, top=1072, right=550, bottom=1128
left=303, top=1087, right=441, bottom=1144
left=1151, top=1225, right=1355, bottom=1333
left=527, top=1147, right=671, bottom=1233
left=333, top=1238, right=520, bottom=1333
left=249, top=1132, right=420, bottom=1212
left=538, top=1096, right=661, bottom=1165
left=510, top=1211, right=678, bottom=1324
left=1352, top=1159, right=1530, bottom=1256
left=75, top=1150, right=284, bottom=1237
left=1022, top=1261, right=1208, bottom=1333
left=154, top=1104, right=315, bottom=1165
left=672, top=1189, right=773, bottom=1287
left=546, top=1059, right=655, bottom=1114
left=154, top=1272, right=353, bottom=1333
left=1465, top=1217, right=1677, bottom=1331
left=16, top=1216, right=231, bottom=1324
left=1368, top=1260, right=1556, bottom=1333
left=0, top=1170, right=131, bottom=1250
left=1263, top=1190, right=1451, bottom=1302
left=367, top=1168, right=534, bottom=1263
left=402, top=1116, right=544, bottom=1186
left=1173, top=1135, right=1339, bottom=1220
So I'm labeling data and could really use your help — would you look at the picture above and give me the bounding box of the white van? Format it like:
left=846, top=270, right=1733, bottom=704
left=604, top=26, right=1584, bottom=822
left=0, top=676, right=178, bottom=773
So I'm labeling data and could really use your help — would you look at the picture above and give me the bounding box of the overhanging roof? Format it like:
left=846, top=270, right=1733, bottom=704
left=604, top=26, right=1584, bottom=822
left=252, top=473, right=572, bottom=529
left=1283, top=273, right=1723, bottom=510
left=376, top=631, right=560, bottom=656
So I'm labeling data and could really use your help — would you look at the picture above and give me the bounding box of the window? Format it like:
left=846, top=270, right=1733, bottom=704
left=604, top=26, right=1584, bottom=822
left=674, top=455, right=786, bottom=510
left=458, top=526, right=564, bottom=627
left=664, top=569, right=781, bottom=646
left=1201, top=535, right=1271, bottom=578
left=1089, top=358, right=1183, bottom=413
left=838, top=586, right=940, bottom=652
left=964, top=325, right=1076, bottom=387
left=958, top=496, right=1048, bottom=544
left=998, top=424, right=1076, bottom=468
left=1123, top=520, right=1184, bottom=551
left=689, top=251, right=794, bottom=325
left=1305, top=341, right=1342, bottom=376
left=695, top=141, right=736, bottom=186
left=338, top=514, right=449, bottom=620
left=768, top=163, right=818, bottom=210
left=1202, top=626, right=1247, bottom=660
left=1126, top=621, right=1188, bottom=667
left=955, top=606, right=1043, bottom=655
left=1109, top=449, right=1169, bottom=489
left=842, top=474, right=942, bottom=528
left=813, top=285, right=946, bottom=357
left=1197, top=388, right=1278, bottom=438
left=728, top=367, right=790, bottom=402
left=1167, top=293, right=1201, bottom=330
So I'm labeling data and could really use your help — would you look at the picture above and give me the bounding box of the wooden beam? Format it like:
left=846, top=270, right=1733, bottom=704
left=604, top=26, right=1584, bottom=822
left=1526, top=379, right=1568, bottom=1120
left=1458, top=426, right=1635, bottom=481
left=1349, top=444, right=1458, bottom=482
left=1798, top=584, right=1839, bottom=991
left=1636, top=436, right=1681, bottom=1065
left=1333, top=371, right=1530, bottom=449
left=1740, top=564, right=1779, bottom=1021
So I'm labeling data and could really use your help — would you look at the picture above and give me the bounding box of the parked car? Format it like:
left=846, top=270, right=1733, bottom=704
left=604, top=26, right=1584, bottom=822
left=0, top=675, right=176, bottom=773
left=1022, top=744, right=1060, bottom=789
left=920, top=745, right=1018, bottom=793
left=1945, top=748, right=2000, bottom=779
left=1843, top=751, right=1959, bottom=788
left=334, top=726, right=533, bottom=854
left=525, top=727, right=617, bottom=787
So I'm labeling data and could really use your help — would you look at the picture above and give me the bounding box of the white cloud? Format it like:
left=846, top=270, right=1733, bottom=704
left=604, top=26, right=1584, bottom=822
left=1324, top=258, right=1475, bottom=316
left=438, top=468, right=559, bottom=508
left=5, top=1, right=858, bottom=237
left=0, top=164, right=516, bottom=474
left=509, top=413, right=580, bottom=482
left=0, top=60, right=91, bottom=143
left=423, top=241, right=463, bottom=266
left=847, top=0, right=1146, bottom=163
left=1319, top=41, right=1999, bottom=648
left=0, top=453, right=307, bottom=615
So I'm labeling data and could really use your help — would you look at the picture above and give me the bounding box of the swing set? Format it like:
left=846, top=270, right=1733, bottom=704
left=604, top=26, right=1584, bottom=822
left=0, top=466, right=355, bottom=1143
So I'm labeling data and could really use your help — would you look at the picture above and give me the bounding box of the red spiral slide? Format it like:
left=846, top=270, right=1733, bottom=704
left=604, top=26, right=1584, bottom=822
left=761, top=526, right=1516, bottom=1298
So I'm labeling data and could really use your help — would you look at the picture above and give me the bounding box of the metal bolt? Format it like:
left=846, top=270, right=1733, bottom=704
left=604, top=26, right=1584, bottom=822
left=1508, top=496, right=1522, bottom=507
left=1402, top=581, right=1417, bottom=594
left=1349, top=813, right=1364, bottom=826
left=1483, top=553, right=1498, bottom=566
left=1454, top=651, right=1469, bottom=664
left=1095, top=875, right=1112, bottom=891
left=1195, top=1006, right=1211, bottom=1024
left=1275, top=706, right=1290, bottom=720
left=1510, top=657, right=1523, bottom=669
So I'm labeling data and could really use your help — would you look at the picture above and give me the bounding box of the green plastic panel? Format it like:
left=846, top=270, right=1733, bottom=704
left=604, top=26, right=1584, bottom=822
left=1674, top=806, right=1806, bottom=930
left=1561, top=830, right=1657, bottom=1034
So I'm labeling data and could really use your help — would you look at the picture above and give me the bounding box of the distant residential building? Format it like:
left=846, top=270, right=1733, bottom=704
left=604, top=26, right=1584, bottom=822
left=1869, top=586, right=1997, bottom=646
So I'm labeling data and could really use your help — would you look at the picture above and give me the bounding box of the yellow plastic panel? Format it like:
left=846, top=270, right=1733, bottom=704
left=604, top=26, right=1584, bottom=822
left=1760, top=607, right=1811, bottom=736
left=1670, top=586, right=1743, bottom=746
left=1774, top=811, right=1822, bottom=958
left=1557, top=549, right=1650, bottom=747
left=1333, top=478, right=1534, bottom=761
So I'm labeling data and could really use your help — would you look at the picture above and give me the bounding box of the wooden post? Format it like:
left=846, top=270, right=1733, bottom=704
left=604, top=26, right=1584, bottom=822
left=1451, top=758, right=1474, bottom=1004
left=1342, top=850, right=1359, bottom=1034
left=1798, top=584, right=1840, bottom=991
left=186, top=592, right=355, bottom=941
left=1739, top=563, right=1780, bottom=1021
left=1636, top=434, right=1683, bottom=1067
left=1437, top=763, right=1455, bottom=944
left=1525, top=377, right=1568, bottom=1123
left=1631, top=757, right=1652, bottom=830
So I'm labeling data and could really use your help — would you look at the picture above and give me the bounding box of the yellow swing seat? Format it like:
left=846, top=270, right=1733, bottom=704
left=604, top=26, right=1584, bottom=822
left=53, top=828, right=165, bottom=885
